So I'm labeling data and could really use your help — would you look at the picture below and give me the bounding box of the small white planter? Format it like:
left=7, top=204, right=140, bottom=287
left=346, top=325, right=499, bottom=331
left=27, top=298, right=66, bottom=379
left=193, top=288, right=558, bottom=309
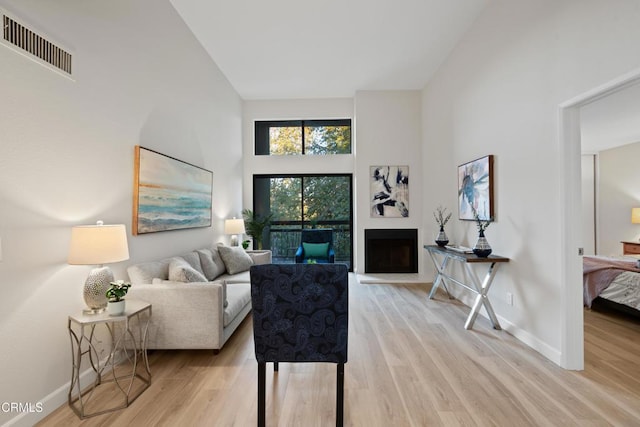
left=107, top=300, right=126, bottom=316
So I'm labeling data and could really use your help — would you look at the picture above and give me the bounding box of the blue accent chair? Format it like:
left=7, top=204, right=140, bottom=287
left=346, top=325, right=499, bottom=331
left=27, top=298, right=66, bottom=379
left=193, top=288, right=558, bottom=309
left=249, top=263, right=349, bottom=427
left=295, top=229, right=335, bottom=263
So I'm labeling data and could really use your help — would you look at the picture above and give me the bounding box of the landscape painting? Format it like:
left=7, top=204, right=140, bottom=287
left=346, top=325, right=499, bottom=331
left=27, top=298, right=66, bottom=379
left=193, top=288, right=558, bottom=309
left=458, top=155, right=494, bottom=221
left=370, top=165, right=409, bottom=218
left=133, top=146, right=213, bottom=235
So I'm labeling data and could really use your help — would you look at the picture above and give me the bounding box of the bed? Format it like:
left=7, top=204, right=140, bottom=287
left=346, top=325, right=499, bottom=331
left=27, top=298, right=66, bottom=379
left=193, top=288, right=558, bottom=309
left=583, top=255, right=640, bottom=316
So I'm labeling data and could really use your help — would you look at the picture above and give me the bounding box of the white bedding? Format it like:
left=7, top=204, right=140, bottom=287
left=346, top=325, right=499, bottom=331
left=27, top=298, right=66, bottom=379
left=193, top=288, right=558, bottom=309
left=599, top=270, right=640, bottom=311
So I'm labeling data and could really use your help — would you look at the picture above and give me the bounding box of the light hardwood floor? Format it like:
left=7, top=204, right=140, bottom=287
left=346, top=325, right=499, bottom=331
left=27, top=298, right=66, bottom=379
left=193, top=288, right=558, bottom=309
left=38, top=278, right=640, bottom=426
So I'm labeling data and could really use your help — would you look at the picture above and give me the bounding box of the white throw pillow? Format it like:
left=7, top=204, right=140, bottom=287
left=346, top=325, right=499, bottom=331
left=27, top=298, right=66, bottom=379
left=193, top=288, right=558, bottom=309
left=168, top=257, right=208, bottom=283
left=218, top=245, right=254, bottom=275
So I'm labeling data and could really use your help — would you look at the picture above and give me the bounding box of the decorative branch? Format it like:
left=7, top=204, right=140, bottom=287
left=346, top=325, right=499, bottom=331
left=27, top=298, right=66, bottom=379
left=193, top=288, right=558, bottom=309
left=433, top=206, right=452, bottom=228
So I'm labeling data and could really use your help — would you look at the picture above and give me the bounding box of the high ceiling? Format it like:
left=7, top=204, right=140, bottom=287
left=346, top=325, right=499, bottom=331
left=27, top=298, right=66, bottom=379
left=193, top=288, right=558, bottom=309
left=170, top=0, right=489, bottom=100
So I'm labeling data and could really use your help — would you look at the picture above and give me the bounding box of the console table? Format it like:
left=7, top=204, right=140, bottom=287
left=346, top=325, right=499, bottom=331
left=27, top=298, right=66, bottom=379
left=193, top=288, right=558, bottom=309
left=68, top=300, right=152, bottom=419
left=424, top=245, right=509, bottom=330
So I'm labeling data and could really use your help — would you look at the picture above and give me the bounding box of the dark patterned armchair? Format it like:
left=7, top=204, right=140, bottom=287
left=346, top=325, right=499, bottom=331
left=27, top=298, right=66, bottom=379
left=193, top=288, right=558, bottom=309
left=295, top=229, right=335, bottom=263
left=249, top=263, right=349, bottom=427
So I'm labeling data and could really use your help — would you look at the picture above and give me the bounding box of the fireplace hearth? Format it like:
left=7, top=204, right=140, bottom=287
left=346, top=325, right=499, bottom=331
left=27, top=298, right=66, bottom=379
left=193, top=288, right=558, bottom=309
left=364, top=229, right=418, bottom=273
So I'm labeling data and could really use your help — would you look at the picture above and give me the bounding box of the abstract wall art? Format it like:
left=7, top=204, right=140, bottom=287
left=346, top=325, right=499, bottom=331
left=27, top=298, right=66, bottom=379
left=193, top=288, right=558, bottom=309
left=133, top=146, right=213, bottom=235
left=370, top=165, right=409, bottom=218
left=458, top=155, right=494, bottom=221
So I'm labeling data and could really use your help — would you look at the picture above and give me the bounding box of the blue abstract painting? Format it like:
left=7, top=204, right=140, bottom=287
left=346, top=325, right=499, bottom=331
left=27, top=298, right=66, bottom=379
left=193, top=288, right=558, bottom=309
left=134, top=146, right=212, bottom=234
left=458, top=155, right=493, bottom=221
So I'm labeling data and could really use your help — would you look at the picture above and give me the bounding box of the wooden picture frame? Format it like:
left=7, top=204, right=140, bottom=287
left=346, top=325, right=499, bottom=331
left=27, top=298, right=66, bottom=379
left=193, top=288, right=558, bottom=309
left=133, top=146, right=213, bottom=235
left=458, top=155, right=494, bottom=221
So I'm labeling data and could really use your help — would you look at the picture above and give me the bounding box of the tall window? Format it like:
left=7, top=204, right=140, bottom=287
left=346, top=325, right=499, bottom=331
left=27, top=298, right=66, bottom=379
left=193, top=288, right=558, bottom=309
left=253, top=174, right=353, bottom=269
left=255, top=119, right=351, bottom=155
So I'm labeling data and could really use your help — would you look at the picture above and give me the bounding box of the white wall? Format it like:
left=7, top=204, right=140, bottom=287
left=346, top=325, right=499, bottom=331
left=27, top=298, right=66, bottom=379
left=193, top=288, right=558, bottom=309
left=581, top=154, right=596, bottom=255
left=242, top=94, right=424, bottom=275
left=0, top=0, right=242, bottom=425
left=598, top=142, right=640, bottom=255
left=421, top=0, right=640, bottom=365
left=354, top=91, right=424, bottom=276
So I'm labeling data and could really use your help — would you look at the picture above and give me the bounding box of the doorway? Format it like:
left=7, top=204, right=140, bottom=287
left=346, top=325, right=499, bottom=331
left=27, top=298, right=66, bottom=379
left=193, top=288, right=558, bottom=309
left=560, top=67, right=640, bottom=369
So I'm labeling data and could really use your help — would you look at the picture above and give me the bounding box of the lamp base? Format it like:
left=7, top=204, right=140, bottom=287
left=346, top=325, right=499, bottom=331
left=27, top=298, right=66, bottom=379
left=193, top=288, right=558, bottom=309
left=83, top=266, right=114, bottom=314
left=230, top=234, right=239, bottom=246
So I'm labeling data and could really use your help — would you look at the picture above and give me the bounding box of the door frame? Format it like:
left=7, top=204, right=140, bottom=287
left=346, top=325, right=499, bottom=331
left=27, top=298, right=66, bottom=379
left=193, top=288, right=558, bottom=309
left=559, top=67, right=640, bottom=369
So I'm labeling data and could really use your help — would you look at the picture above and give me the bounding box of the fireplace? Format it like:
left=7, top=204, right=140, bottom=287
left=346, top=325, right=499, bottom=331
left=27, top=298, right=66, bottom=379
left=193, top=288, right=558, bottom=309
left=364, top=229, right=418, bottom=273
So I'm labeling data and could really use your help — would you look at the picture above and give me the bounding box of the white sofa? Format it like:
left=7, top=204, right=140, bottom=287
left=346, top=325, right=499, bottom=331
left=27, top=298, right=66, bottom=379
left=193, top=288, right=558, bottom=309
left=126, top=245, right=271, bottom=352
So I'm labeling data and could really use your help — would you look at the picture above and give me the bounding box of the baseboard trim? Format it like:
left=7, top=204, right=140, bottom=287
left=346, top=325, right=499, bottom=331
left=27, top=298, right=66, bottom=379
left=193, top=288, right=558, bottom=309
left=3, top=357, right=113, bottom=426
left=454, top=292, right=562, bottom=366
left=357, top=273, right=429, bottom=284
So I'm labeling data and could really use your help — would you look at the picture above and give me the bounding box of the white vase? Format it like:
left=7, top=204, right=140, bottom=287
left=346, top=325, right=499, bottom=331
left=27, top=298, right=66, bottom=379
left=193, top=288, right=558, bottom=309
left=107, top=300, right=126, bottom=316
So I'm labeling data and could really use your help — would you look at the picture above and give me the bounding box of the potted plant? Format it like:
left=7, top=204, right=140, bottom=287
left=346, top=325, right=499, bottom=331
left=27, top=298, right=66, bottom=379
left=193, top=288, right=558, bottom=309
left=471, top=206, right=493, bottom=257
left=105, top=280, right=131, bottom=316
left=242, top=208, right=273, bottom=250
left=433, top=206, right=452, bottom=247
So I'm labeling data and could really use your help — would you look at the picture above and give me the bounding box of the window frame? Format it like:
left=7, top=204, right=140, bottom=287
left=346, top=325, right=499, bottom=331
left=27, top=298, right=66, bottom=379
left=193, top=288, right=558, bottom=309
left=255, top=119, right=352, bottom=155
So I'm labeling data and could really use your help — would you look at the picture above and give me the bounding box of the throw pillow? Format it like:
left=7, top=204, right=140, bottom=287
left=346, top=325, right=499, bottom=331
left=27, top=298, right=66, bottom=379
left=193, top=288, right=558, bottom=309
left=197, top=248, right=226, bottom=281
left=303, top=242, right=330, bottom=258
left=248, top=250, right=272, bottom=265
left=218, top=245, right=254, bottom=275
left=168, top=257, right=208, bottom=283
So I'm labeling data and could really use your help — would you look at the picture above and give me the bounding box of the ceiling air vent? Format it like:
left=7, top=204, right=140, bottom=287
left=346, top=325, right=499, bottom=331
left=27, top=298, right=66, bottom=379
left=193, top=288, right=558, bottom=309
left=2, top=12, right=72, bottom=76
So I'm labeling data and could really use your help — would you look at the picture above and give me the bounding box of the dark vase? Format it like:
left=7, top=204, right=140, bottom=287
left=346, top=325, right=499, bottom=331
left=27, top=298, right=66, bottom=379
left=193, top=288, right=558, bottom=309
left=435, top=225, right=449, bottom=247
left=473, top=229, right=492, bottom=257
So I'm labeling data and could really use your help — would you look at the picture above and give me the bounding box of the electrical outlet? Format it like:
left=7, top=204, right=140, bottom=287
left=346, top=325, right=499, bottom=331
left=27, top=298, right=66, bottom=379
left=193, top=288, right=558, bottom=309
left=506, top=292, right=513, bottom=306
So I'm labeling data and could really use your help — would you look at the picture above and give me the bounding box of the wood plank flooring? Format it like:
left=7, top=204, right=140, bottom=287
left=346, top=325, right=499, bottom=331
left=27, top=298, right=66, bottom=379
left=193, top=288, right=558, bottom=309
left=38, top=278, right=640, bottom=426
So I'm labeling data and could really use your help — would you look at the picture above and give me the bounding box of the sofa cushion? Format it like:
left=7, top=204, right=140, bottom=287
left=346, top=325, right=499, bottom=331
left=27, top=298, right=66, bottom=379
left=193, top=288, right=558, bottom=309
left=168, top=257, right=208, bottom=283
left=180, top=251, right=205, bottom=275
left=218, top=245, right=254, bottom=275
left=248, top=250, right=272, bottom=265
left=218, top=270, right=251, bottom=284
left=224, top=283, right=251, bottom=327
left=197, top=248, right=226, bottom=281
left=128, top=259, right=171, bottom=284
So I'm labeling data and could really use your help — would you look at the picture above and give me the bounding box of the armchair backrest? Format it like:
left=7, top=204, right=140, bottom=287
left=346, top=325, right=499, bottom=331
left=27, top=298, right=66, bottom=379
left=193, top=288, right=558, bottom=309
left=250, top=263, right=348, bottom=363
left=300, top=229, right=334, bottom=247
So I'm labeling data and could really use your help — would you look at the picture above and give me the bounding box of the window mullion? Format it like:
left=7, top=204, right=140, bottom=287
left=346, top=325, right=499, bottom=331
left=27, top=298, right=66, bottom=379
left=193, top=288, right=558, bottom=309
left=301, top=121, right=306, bottom=155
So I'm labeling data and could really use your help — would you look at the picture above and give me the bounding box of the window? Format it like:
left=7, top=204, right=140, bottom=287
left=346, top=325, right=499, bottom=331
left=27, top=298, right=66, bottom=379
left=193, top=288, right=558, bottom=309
left=253, top=174, right=353, bottom=270
left=255, top=119, right=351, bottom=155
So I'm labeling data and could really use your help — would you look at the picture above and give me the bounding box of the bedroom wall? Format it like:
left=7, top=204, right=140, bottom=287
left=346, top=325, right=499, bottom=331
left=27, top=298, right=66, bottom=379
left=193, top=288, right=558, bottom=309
left=421, top=0, right=640, bottom=365
left=0, top=0, right=242, bottom=425
left=598, top=141, right=640, bottom=255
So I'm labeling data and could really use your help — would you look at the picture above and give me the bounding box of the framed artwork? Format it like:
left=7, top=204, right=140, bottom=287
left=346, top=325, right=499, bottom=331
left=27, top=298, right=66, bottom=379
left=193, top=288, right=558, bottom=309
left=458, top=155, right=494, bottom=221
left=370, top=165, right=409, bottom=218
left=133, top=146, right=213, bottom=235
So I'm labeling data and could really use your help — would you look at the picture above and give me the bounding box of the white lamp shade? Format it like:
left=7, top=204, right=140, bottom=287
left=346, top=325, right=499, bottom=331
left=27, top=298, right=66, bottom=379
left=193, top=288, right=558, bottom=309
left=68, top=223, right=130, bottom=265
left=224, top=218, right=246, bottom=235
left=632, top=208, right=640, bottom=224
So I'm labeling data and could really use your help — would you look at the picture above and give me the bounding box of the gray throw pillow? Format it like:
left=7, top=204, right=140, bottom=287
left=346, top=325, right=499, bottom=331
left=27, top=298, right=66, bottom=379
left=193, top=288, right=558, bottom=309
left=218, top=245, right=254, bottom=275
left=168, top=257, right=208, bottom=283
left=197, top=248, right=226, bottom=280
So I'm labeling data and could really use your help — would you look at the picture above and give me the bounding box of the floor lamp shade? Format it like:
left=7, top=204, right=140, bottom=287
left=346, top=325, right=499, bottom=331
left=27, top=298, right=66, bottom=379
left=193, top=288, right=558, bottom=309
left=68, top=222, right=130, bottom=313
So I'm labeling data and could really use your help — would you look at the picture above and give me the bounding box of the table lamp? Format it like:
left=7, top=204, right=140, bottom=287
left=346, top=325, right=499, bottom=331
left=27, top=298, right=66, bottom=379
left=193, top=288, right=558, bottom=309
left=224, top=218, right=245, bottom=246
left=68, top=221, right=130, bottom=314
